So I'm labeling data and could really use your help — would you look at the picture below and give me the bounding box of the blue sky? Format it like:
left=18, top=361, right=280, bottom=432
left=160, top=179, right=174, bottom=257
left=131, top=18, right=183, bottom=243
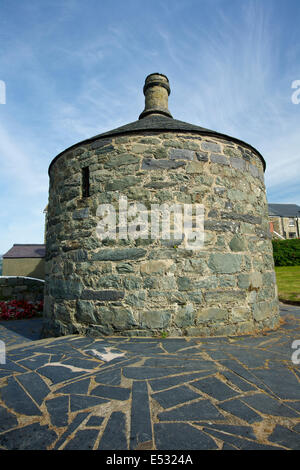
left=0, top=0, right=299, bottom=254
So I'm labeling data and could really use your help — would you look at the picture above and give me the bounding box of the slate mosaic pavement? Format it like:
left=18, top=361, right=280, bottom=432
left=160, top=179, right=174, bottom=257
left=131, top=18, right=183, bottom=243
left=0, top=304, right=299, bottom=450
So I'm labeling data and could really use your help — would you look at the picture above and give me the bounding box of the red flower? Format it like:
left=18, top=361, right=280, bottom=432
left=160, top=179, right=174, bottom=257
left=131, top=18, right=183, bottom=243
left=0, top=300, right=44, bottom=321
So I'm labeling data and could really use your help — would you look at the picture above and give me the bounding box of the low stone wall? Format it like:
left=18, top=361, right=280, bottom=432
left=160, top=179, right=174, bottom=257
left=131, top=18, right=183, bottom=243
left=0, top=277, right=44, bottom=302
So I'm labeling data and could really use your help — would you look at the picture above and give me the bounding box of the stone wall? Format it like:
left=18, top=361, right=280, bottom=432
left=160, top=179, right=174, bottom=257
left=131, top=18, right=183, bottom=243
left=0, top=276, right=44, bottom=302
left=44, top=131, right=280, bottom=338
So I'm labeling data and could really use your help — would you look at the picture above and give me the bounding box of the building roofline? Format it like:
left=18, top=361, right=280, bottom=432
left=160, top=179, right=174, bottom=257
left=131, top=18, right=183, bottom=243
left=3, top=244, right=46, bottom=259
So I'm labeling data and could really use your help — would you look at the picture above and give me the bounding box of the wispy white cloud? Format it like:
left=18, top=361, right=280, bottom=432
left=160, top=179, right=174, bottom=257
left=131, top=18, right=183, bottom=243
left=0, top=120, right=48, bottom=252
left=0, top=124, right=47, bottom=195
left=150, top=1, right=300, bottom=204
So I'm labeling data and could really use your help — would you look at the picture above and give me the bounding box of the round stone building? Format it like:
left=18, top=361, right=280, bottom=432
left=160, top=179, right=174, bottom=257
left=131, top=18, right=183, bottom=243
left=43, top=73, right=280, bottom=338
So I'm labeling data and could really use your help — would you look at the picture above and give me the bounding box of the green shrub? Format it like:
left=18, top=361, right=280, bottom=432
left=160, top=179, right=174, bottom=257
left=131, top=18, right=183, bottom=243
left=272, top=239, right=300, bottom=266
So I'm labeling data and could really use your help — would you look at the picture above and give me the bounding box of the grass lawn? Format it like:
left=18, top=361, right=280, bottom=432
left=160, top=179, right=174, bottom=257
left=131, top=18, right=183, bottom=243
left=275, top=266, right=300, bottom=304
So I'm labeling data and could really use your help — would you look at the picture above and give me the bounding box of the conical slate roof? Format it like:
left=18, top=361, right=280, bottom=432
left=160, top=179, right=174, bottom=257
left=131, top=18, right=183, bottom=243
left=93, top=113, right=221, bottom=137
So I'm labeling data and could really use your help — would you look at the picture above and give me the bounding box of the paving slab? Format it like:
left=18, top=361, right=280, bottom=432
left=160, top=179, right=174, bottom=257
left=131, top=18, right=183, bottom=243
left=191, top=376, right=240, bottom=401
left=0, top=303, right=300, bottom=450
left=53, top=412, right=89, bottom=449
left=130, top=380, right=152, bottom=450
left=152, top=384, right=201, bottom=408
left=98, top=411, right=127, bottom=450
left=64, top=428, right=99, bottom=450
left=268, top=424, right=300, bottom=450
left=154, top=423, right=218, bottom=450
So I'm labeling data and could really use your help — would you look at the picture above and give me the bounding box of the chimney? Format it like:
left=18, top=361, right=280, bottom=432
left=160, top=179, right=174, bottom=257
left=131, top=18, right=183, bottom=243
left=139, top=73, right=173, bottom=119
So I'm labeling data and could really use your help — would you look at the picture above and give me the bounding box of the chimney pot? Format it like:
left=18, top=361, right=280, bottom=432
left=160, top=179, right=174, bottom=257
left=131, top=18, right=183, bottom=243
left=139, top=73, right=173, bottom=119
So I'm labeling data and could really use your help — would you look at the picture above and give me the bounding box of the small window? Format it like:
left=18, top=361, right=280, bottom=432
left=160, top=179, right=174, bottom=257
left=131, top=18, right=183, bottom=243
left=289, top=232, right=296, bottom=238
left=82, top=167, right=90, bottom=198
left=289, top=218, right=295, bottom=226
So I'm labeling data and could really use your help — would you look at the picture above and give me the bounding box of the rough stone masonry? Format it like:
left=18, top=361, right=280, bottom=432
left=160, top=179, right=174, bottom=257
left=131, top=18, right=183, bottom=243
left=43, top=73, right=280, bottom=338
